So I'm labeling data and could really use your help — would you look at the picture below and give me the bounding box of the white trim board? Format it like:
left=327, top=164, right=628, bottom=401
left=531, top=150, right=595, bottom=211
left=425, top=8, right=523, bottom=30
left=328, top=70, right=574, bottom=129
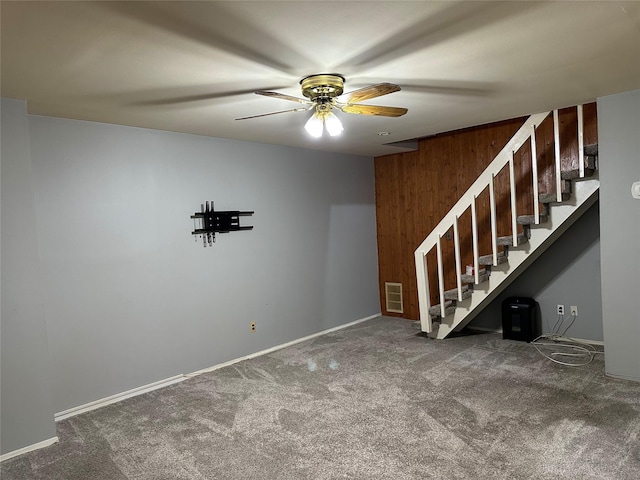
left=54, top=375, right=186, bottom=421
left=467, top=327, right=604, bottom=346
left=186, top=313, right=380, bottom=378
left=570, top=338, right=604, bottom=346
left=0, top=437, right=59, bottom=463
left=55, top=313, right=381, bottom=422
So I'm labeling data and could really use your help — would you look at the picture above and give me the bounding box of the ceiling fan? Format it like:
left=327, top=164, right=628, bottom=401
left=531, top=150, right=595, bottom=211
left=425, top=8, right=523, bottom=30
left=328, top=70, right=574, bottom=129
left=236, top=74, right=407, bottom=138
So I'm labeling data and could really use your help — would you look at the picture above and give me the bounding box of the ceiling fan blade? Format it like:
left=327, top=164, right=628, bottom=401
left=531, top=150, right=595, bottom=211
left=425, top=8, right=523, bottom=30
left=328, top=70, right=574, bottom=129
left=129, top=86, right=290, bottom=106
left=349, top=78, right=496, bottom=97
left=235, top=107, right=310, bottom=121
left=340, top=104, right=408, bottom=117
left=335, top=2, right=540, bottom=72
left=100, top=2, right=307, bottom=77
left=255, top=91, right=312, bottom=105
left=338, top=83, right=401, bottom=104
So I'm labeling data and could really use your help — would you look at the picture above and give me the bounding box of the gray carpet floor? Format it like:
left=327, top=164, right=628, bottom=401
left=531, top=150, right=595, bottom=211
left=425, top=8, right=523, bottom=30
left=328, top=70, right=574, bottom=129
left=2, top=316, right=640, bottom=479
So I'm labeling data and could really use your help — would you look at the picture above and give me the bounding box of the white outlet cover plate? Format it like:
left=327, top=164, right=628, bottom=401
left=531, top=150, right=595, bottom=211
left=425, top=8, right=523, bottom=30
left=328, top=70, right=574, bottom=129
left=632, top=181, right=640, bottom=199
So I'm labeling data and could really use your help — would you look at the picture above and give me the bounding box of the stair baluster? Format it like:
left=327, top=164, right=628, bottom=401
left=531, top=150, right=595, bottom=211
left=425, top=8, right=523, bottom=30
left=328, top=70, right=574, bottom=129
left=578, top=104, right=585, bottom=178
left=554, top=110, right=562, bottom=203
left=531, top=125, right=540, bottom=224
left=471, top=197, right=480, bottom=284
left=436, top=237, right=445, bottom=318
left=489, top=176, right=498, bottom=266
left=509, top=151, right=518, bottom=245
left=453, top=217, right=463, bottom=302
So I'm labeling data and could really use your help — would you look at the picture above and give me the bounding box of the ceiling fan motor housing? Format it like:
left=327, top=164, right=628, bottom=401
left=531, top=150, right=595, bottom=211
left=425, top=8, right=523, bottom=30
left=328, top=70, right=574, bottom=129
left=300, top=74, right=345, bottom=101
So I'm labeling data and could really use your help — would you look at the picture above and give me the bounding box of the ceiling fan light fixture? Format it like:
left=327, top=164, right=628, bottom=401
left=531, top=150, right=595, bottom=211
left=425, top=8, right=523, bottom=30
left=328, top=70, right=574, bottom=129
left=324, top=111, right=343, bottom=137
left=305, top=103, right=343, bottom=138
left=304, top=111, right=324, bottom=138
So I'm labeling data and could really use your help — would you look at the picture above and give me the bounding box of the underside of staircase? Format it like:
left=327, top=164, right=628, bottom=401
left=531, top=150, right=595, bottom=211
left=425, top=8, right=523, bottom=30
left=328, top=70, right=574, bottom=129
left=414, top=108, right=600, bottom=339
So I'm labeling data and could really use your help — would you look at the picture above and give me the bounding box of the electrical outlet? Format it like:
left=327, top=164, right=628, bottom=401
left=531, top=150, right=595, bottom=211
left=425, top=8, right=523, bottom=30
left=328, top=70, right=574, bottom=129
left=557, top=304, right=565, bottom=315
left=570, top=306, right=578, bottom=316
left=250, top=322, right=256, bottom=332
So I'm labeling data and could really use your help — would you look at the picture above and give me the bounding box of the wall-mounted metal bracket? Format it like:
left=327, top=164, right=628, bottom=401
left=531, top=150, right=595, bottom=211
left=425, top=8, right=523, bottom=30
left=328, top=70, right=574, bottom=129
left=191, top=201, right=253, bottom=247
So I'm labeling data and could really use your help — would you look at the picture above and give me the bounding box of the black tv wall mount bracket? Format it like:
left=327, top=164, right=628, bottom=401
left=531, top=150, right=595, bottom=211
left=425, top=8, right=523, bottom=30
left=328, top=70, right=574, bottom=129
left=191, top=201, right=254, bottom=247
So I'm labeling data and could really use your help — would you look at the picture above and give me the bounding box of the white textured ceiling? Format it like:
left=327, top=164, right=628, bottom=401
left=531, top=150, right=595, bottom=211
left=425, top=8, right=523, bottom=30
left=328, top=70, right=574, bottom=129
left=2, top=1, right=639, bottom=156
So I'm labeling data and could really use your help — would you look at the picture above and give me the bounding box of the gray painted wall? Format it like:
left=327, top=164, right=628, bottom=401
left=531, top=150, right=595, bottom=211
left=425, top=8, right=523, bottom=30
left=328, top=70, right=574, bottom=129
left=598, top=90, right=640, bottom=381
left=26, top=115, right=380, bottom=414
left=1, top=99, right=57, bottom=455
left=469, top=201, right=603, bottom=341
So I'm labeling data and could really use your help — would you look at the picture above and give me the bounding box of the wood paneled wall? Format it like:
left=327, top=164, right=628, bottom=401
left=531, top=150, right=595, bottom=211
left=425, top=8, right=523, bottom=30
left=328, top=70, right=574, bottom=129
left=375, top=104, right=597, bottom=320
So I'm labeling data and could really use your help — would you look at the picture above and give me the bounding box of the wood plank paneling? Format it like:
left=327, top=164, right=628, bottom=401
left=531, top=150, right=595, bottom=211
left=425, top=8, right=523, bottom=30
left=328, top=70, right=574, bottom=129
left=375, top=104, right=597, bottom=320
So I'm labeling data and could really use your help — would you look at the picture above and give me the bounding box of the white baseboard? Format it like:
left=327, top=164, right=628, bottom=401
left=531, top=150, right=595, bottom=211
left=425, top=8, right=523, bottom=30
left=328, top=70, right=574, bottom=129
left=569, top=337, right=604, bottom=346
left=605, top=371, right=639, bottom=382
left=55, top=313, right=381, bottom=421
left=54, top=375, right=186, bottom=421
left=0, top=436, right=59, bottom=463
left=466, top=326, right=605, bottom=346
left=186, top=313, right=381, bottom=377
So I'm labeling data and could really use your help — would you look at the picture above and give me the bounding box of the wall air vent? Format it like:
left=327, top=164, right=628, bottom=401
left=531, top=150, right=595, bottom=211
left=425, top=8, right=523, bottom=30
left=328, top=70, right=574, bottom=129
left=385, top=282, right=403, bottom=313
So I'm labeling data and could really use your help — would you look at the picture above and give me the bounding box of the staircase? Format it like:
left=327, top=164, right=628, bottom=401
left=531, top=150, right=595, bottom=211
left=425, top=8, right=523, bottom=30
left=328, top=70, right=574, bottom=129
left=414, top=107, right=600, bottom=339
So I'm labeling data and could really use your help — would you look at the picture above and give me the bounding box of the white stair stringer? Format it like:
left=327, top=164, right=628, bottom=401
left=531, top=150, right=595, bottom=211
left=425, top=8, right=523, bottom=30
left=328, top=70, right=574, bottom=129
left=431, top=173, right=599, bottom=339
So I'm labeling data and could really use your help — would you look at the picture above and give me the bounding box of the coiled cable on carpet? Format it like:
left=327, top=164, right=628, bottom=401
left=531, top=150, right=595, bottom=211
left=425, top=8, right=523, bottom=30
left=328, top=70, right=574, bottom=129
left=532, top=313, right=604, bottom=366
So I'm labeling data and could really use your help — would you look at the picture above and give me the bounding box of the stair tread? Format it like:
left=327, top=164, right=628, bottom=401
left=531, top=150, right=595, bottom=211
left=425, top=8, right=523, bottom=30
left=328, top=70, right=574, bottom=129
left=496, top=233, right=528, bottom=246
left=444, top=285, right=473, bottom=300
left=429, top=301, right=455, bottom=317
left=460, top=272, right=489, bottom=284
left=584, top=143, right=598, bottom=156
left=539, top=192, right=570, bottom=203
left=560, top=156, right=597, bottom=180
left=517, top=214, right=549, bottom=225
left=478, top=251, right=508, bottom=265
left=561, top=168, right=596, bottom=180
